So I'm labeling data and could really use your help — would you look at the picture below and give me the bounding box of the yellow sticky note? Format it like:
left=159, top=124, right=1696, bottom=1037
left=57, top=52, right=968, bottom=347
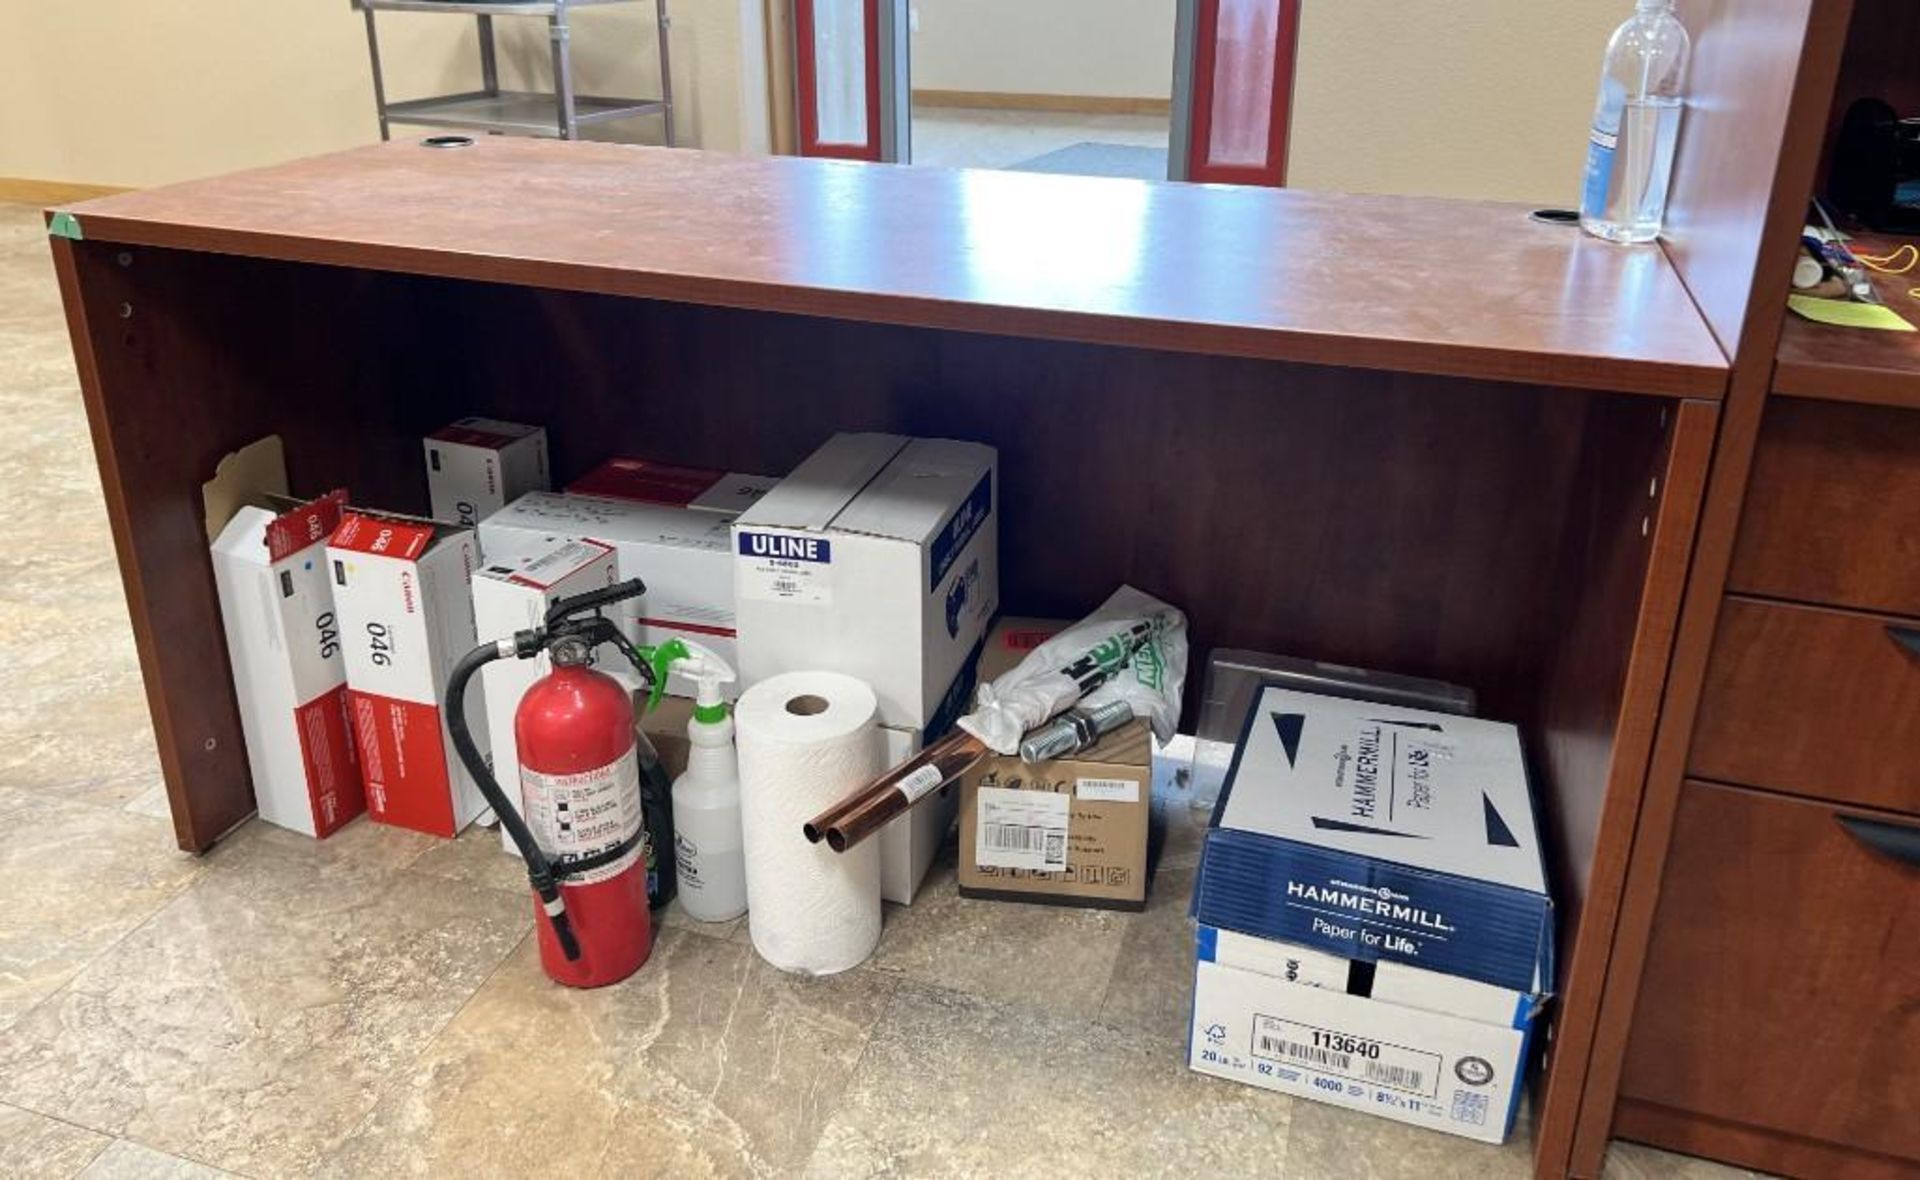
left=1787, top=294, right=1917, bottom=332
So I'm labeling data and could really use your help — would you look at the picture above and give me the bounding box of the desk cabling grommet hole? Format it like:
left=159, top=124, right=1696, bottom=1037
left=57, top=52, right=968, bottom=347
left=422, top=135, right=474, bottom=150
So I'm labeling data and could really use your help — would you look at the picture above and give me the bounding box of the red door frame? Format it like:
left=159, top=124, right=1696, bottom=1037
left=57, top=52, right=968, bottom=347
left=1185, top=0, right=1301, bottom=186
left=793, top=0, right=884, bottom=161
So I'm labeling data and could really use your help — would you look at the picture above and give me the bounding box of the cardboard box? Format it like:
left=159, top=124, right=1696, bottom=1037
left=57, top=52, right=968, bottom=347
left=206, top=441, right=362, bottom=838
left=472, top=538, right=621, bottom=854
left=327, top=510, right=487, bottom=837
left=475, top=492, right=742, bottom=699
left=974, top=615, right=1064, bottom=680
left=733, top=433, right=998, bottom=730
left=1189, top=924, right=1545, bottom=1144
left=958, top=719, right=1155, bottom=910
left=1193, top=687, right=1551, bottom=991
left=955, top=617, right=1156, bottom=910
left=567, top=457, right=778, bottom=516
left=424, top=418, right=550, bottom=525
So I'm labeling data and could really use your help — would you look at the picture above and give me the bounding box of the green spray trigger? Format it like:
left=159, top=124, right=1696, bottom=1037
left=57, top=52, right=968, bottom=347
left=643, top=638, right=691, bottom=715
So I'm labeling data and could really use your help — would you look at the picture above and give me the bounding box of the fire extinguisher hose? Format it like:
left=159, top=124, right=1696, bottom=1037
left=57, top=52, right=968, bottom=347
left=446, top=638, right=587, bottom=962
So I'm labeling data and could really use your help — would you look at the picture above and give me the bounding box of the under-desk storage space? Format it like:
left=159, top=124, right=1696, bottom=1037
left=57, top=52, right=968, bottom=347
left=50, top=137, right=1729, bottom=1176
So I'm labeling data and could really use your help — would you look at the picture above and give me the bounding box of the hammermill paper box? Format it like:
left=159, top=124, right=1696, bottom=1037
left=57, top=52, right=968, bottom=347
left=327, top=511, right=487, bottom=837
left=1192, top=687, right=1552, bottom=992
left=476, top=492, right=740, bottom=699
left=1189, top=925, right=1547, bottom=1144
left=424, top=417, right=550, bottom=525
left=210, top=486, right=363, bottom=838
left=732, top=433, right=998, bottom=730
left=472, top=539, right=620, bottom=855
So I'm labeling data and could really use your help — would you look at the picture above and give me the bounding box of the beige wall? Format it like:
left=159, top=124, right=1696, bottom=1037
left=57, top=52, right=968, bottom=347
left=0, top=0, right=760, bottom=191
left=2, top=0, right=1617, bottom=205
left=1287, top=0, right=1619, bottom=204
left=909, top=0, right=1173, bottom=99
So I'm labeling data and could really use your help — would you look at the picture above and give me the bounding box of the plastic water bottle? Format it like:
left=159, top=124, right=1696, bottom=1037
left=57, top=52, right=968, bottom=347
left=1580, top=0, right=1690, bottom=243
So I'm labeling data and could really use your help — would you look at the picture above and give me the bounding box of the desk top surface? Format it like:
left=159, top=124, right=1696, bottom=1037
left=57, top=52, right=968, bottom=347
left=61, top=137, right=1728, bottom=398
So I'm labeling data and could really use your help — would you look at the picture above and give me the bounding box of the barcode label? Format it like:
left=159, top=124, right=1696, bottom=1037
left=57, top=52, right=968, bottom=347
left=1257, top=1035, right=1351, bottom=1072
left=974, top=786, right=1069, bottom=872
left=984, top=823, right=1063, bottom=859
left=1075, top=776, right=1139, bottom=803
left=1363, top=1061, right=1425, bottom=1091
left=1251, top=1015, right=1441, bottom=1098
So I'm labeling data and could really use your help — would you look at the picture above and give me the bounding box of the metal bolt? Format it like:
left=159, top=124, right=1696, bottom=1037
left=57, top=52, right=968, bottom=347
left=1641, top=517, right=1650, bottom=537
left=118, top=302, right=133, bottom=319
left=203, top=737, right=217, bottom=751
left=116, top=251, right=132, bottom=268
left=1649, top=477, right=1659, bottom=498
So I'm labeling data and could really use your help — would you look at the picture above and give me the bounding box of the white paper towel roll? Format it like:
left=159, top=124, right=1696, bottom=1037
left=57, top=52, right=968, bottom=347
left=737, top=671, right=883, bottom=975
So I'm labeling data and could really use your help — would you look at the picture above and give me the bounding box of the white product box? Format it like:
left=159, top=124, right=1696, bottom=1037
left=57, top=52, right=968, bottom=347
left=1194, top=687, right=1551, bottom=992
left=472, top=538, right=621, bottom=854
left=733, top=433, right=998, bottom=729
left=567, top=457, right=778, bottom=516
left=424, top=417, right=550, bottom=525
left=327, top=510, right=487, bottom=837
left=691, top=473, right=779, bottom=515
left=1189, top=925, right=1545, bottom=1144
left=210, top=489, right=363, bottom=838
left=476, top=492, right=742, bottom=699
left=878, top=724, right=955, bottom=905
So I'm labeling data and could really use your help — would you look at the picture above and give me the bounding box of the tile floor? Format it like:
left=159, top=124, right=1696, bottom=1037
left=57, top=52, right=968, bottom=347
left=910, top=106, right=1170, bottom=174
left=0, top=198, right=1768, bottom=1178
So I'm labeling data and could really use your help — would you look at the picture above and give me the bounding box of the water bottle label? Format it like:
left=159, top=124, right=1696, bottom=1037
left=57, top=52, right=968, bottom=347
left=1581, top=128, right=1618, bottom=220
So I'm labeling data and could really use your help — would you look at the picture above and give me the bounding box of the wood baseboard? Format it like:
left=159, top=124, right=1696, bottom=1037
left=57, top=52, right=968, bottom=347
left=0, top=178, right=133, bottom=206
left=912, top=89, right=1170, bottom=117
left=1613, top=1098, right=1918, bottom=1180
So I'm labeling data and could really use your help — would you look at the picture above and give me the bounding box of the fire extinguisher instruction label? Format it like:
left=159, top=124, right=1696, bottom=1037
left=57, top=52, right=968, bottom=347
left=522, top=755, right=644, bottom=885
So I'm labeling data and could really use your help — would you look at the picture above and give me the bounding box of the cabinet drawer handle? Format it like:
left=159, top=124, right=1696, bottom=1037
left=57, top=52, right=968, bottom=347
left=1890, top=624, right=1920, bottom=662
left=1837, top=814, right=1920, bottom=869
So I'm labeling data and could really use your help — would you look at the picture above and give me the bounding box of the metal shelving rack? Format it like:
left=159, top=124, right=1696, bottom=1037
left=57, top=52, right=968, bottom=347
left=359, top=0, right=673, bottom=143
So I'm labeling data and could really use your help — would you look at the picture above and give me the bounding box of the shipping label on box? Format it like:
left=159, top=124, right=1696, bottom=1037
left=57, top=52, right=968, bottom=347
left=425, top=417, right=550, bottom=525
left=477, top=491, right=742, bottom=698
left=211, top=489, right=364, bottom=838
left=473, top=538, right=620, bottom=855
left=733, top=433, right=998, bottom=729
left=958, top=719, right=1154, bottom=910
left=327, top=511, right=486, bottom=837
left=1195, top=687, right=1552, bottom=991
left=1189, top=925, right=1542, bottom=1144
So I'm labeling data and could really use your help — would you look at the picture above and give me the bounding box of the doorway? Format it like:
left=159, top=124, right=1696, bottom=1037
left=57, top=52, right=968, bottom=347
left=789, top=0, right=1299, bottom=187
left=908, top=1, right=1173, bottom=180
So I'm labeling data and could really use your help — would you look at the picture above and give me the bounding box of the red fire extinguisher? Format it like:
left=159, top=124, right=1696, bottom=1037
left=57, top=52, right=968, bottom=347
left=447, top=578, right=663, bottom=988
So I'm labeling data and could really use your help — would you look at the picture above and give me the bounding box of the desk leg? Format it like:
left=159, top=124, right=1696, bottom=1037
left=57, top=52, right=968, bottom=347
left=52, top=239, right=255, bottom=851
left=1529, top=398, right=1720, bottom=1180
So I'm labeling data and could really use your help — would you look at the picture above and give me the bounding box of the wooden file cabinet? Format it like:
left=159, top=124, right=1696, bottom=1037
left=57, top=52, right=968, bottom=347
left=1616, top=400, right=1920, bottom=1177
left=1620, top=781, right=1920, bottom=1171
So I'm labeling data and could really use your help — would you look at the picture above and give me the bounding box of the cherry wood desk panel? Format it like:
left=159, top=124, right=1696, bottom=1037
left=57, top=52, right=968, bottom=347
left=57, top=138, right=1727, bottom=400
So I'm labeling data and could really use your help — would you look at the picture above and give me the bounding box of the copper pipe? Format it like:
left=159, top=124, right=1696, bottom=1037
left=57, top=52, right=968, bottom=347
left=803, top=729, right=989, bottom=852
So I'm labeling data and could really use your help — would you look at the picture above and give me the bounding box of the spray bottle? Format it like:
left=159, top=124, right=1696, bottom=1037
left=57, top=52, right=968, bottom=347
left=658, top=640, right=747, bottom=922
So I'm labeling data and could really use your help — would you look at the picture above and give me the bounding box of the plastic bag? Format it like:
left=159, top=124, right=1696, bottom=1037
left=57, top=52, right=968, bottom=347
left=958, top=585, right=1188, bottom=755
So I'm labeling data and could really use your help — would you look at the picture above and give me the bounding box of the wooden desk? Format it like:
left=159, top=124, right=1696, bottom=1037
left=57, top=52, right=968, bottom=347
left=51, top=139, right=1726, bottom=1178
left=1578, top=2, right=1920, bottom=1176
